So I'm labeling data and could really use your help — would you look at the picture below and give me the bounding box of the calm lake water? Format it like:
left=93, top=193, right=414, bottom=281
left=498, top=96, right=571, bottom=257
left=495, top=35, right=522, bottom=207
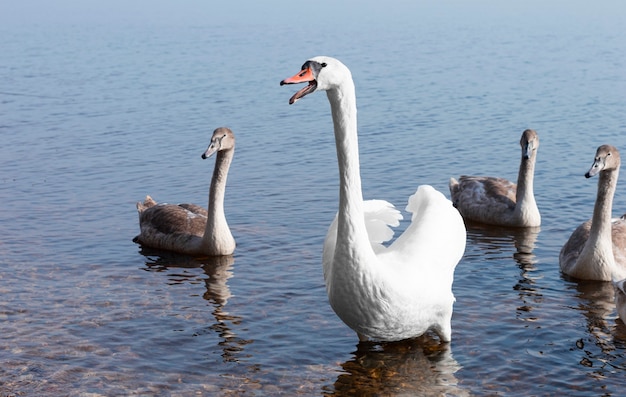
left=2, top=5, right=626, bottom=396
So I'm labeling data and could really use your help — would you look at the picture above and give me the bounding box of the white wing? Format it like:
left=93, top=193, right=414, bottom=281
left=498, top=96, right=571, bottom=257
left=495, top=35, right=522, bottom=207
left=384, top=185, right=466, bottom=279
left=323, top=199, right=402, bottom=279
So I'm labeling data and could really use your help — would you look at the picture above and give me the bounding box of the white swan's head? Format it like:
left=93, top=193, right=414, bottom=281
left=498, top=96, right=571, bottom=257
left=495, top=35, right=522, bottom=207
left=521, top=129, right=539, bottom=159
left=585, top=144, right=620, bottom=178
left=201, top=127, right=235, bottom=159
left=280, top=56, right=352, bottom=104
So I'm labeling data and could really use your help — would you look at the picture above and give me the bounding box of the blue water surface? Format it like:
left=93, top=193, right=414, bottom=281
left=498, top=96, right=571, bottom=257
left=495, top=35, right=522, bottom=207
left=1, top=2, right=626, bottom=395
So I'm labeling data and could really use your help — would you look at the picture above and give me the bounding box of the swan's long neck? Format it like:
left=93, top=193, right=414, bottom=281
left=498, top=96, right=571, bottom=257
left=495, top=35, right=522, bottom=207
left=514, top=153, right=537, bottom=216
left=202, top=148, right=235, bottom=254
left=326, top=81, right=371, bottom=256
left=582, top=168, right=618, bottom=267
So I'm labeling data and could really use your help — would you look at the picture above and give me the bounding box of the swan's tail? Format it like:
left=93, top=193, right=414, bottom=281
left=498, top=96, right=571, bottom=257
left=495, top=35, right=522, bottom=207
left=136, top=195, right=157, bottom=213
left=400, top=185, right=466, bottom=270
left=448, top=177, right=460, bottom=207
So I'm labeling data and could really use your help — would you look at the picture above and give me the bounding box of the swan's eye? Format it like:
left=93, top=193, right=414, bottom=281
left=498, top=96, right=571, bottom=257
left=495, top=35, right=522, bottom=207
left=321, top=62, right=327, bottom=68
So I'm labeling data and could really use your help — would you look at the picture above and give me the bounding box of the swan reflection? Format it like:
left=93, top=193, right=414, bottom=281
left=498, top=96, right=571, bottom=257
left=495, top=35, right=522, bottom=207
left=464, top=222, right=539, bottom=257
left=569, top=279, right=615, bottom=333
left=328, top=336, right=468, bottom=396
left=465, top=223, right=541, bottom=320
left=563, top=278, right=626, bottom=372
left=139, top=248, right=249, bottom=362
left=510, top=227, right=542, bottom=319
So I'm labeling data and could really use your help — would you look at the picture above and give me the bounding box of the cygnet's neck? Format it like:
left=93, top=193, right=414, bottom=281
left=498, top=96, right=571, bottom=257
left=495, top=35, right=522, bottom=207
left=580, top=167, right=619, bottom=275
left=202, top=148, right=235, bottom=254
left=514, top=152, right=540, bottom=225
left=589, top=168, right=618, bottom=247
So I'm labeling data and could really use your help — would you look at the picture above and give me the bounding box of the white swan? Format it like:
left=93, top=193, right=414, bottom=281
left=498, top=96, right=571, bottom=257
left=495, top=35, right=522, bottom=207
left=133, top=127, right=236, bottom=256
left=281, top=56, right=466, bottom=342
left=449, top=129, right=541, bottom=227
left=559, top=145, right=626, bottom=281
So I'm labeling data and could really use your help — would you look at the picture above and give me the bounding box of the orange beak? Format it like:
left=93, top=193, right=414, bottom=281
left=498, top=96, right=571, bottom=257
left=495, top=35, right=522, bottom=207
left=280, top=66, right=317, bottom=104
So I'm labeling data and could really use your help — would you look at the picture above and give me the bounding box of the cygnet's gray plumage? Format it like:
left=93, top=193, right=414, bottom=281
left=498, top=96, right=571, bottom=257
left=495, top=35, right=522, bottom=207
left=133, top=127, right=236, bottom=256
left=559, top=145, right=626, bottom=281
left=449, top=129, right=540, bottom=227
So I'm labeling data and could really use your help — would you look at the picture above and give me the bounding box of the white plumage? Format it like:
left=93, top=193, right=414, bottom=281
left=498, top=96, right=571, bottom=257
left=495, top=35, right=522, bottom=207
left=281, top=56, right=466, bottom=342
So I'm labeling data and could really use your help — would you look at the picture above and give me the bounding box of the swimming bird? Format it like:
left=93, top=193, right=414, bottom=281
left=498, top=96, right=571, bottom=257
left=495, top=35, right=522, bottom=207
left=559, top=145, right=626, bottom=281
left=133, top=127, right=236, bottom=256
left=449, top=129, right=541, bottom=227
left=281, top=56, right=466, bottom=342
